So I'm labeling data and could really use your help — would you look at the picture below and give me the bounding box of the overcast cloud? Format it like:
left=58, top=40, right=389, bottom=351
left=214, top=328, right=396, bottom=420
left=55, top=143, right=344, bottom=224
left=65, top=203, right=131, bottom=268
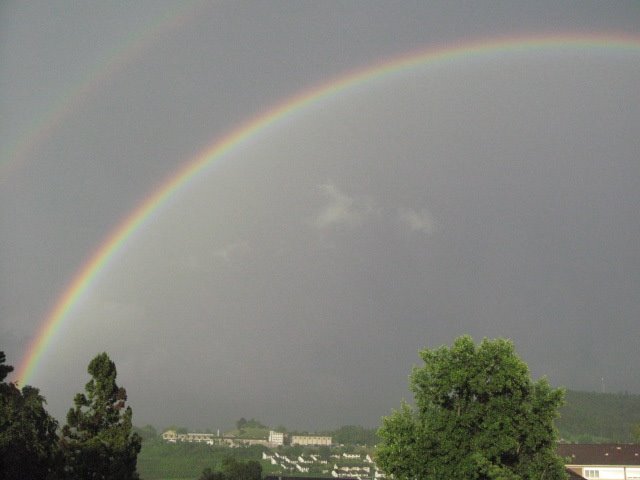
left=1, top=1, right=640, bottom=431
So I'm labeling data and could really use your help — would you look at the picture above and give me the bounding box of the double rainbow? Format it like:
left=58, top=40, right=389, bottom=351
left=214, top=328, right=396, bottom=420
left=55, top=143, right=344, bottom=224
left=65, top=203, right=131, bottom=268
left=14, top=33, right=640, bottom=386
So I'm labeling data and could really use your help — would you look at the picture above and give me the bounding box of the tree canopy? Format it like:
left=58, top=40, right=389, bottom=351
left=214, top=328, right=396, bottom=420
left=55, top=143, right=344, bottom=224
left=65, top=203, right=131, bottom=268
left=199, top=457, right=262, bottom=480
left=0, top=351, right=61, bottom=479
left=236, top=417, right=267, bottom=430
left=61, top=352, right=141, bottom=479
left=330, top=425, right=380, bottom=446
left=376, top=336, right=567, bottom=480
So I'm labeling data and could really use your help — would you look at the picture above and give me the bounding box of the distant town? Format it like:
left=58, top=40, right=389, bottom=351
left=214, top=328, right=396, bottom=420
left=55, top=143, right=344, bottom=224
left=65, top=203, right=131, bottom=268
left=160, top=428, right=385, bottom=479
left=156, top=428, right=640, bottom=480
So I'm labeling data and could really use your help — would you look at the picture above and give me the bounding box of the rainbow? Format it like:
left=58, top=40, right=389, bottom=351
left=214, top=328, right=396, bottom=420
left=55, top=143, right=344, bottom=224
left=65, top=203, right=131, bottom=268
left=14, top=33, right=640, bottom=386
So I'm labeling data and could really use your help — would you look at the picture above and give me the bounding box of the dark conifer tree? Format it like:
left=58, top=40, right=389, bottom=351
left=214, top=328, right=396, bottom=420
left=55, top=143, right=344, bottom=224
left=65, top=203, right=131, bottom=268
left=61, top=352, right=141, bottom=479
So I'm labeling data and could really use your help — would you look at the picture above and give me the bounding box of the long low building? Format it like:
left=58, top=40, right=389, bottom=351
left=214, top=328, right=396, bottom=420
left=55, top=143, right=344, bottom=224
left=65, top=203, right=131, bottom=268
left=290, top=435, right=332, bottom=446
left=162, top=430, right=216, bottom=444
left=161, top=430, right=272, bottom=447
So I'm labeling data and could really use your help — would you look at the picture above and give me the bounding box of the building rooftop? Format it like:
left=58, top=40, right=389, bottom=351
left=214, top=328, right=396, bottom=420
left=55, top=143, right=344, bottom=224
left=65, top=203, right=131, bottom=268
left=558, top=444, right=640, bottom=466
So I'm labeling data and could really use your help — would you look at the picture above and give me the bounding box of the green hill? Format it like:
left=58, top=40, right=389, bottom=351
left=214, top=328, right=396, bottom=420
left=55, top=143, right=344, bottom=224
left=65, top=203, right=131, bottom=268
left=224, top=426, right=269, bottom=439
left=556, top=390, right=640, bottom=443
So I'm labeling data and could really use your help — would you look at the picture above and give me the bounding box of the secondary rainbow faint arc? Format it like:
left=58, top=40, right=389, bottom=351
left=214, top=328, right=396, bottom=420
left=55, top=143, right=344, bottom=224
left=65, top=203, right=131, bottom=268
left=14, top=33, right=640, bottom=386
left=0, top=0, right=204, bottom=182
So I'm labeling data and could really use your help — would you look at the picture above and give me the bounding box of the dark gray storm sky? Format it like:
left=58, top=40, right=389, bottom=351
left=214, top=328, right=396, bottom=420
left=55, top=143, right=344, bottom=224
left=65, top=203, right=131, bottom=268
left=2, top=1, right=640, bottom=431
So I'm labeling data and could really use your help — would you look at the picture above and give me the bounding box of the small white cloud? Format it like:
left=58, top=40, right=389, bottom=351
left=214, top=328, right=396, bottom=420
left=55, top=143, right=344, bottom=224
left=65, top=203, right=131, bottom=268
left=398, top=207, right=436, bottom=235
left=311, top=183, right=373, bottom=230
left=177, top=240, right=250, bottom=271
left=213, top=240, right=250, bottom=262
left=181, top=254, right=203, bottom=271
left=90, top=299, right=147, bottom=327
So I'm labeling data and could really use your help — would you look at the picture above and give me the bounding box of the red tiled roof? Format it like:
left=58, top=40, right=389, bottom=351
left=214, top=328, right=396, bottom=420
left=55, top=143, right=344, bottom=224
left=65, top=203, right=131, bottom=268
left=558, top=444, right=640, bottom=466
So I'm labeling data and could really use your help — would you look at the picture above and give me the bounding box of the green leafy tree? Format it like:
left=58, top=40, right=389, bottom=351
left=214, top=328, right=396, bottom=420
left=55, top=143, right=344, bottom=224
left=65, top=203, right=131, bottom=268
left=318, top=445, right=331, bottom=460
left=61, top=352, right=141, bottom=479
left=376, top=336, right=567, bottom=480
left=220, top=457, right=262, bottom=480
left=199, top=467, right=226, bottom=480
left=332, top=425, right=380, bottom=446
left=0, top=351, right=61, bottom=479
left=0, top=351, right=13, bottom=382
left=236, top=417, right=248, bottom=430
left=133, top=424, right=158, bottom=442
left=199, top=457, right=262, bottom=480
left=633, top=423, right=640, bottom=443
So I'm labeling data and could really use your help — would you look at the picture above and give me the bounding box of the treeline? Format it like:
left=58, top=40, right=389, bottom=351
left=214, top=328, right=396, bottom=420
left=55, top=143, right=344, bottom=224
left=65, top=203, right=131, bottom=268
left=322, top=425, right=379, bottom=446
left=199, top=457, right=261, bottom=480
left=0, top=351, right=140, bottom=479
left=556, top=389, right=640, bottom=443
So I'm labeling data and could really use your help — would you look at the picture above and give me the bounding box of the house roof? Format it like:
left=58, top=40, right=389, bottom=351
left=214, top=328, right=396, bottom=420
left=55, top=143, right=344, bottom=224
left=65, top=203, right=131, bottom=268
left=558, top=444, right=640, bottom=466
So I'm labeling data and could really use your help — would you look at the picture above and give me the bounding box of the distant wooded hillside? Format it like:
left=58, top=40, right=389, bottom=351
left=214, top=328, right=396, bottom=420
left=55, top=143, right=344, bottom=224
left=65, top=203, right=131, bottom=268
left=556, top=390, right=640, bottom=443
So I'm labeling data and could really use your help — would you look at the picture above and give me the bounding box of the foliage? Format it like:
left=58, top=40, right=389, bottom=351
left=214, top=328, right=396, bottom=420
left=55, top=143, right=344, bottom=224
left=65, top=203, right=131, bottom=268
left=134, top=424, right=158, bottom=442
left=328, top=425, right=379, bottom=446
left=231, top=418, right=269, bottom=440
left=236, top=417, right=267, bottom=430
left=376, top=336, right=567, bottom=480
left=0, top=351, right=61, bottom=479
left=220, top=456, right=262, bottom=480
left=61, top=352, right=141, bottom=479
left=555, top=390, right=640, bottom=443
left=199, top=467, right=226, bottom=480
left=0, top=351, right=13, bottom=382
left=228, top=426, right=270, bottom=439
left=197, top=457, right=262, bottom=480
left=318, top=445, right=331, bottom=460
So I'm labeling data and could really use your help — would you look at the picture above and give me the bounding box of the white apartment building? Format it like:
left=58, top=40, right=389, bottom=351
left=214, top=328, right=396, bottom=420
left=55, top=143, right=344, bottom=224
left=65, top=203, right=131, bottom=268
left=161, top=430, right=216, bottom=445
left=269, top=430, right=284, bottom=446
left=291, top=435, right=332, bottom=446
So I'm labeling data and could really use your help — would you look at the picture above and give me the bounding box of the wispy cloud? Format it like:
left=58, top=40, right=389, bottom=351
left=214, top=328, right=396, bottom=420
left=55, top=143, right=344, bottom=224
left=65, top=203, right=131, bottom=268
left=398, top=207, right=436, bottom=235
left=213, top=240, right=251, bottom=262
left=311, top=183, right=374, bottom=231
left=310, top=184, right=437, bottom=239
left=178, top=240, right=251, bottom=271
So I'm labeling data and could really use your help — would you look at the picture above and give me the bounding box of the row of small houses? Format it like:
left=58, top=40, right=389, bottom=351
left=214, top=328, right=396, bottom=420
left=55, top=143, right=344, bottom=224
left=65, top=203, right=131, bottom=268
left=260, top=445, right=640, bottom=480
left=261, top=452, right=384, bottom=480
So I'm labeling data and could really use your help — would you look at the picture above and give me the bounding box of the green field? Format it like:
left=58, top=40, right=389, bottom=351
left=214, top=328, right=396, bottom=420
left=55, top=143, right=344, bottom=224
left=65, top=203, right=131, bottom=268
left=137, top=441, right=269, bottom=480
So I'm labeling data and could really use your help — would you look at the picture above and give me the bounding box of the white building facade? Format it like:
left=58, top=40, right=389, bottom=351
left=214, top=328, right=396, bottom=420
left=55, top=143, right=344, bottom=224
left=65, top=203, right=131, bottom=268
left=269, top=430, right=284, bottom=446
left=291, top=435, right=332, bottom=446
